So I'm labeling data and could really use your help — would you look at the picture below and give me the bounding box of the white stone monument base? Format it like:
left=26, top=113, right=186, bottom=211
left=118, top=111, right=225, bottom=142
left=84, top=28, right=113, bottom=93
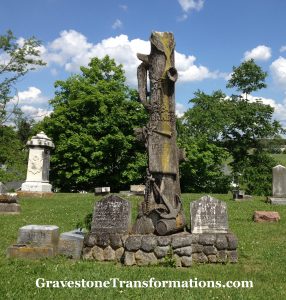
left=21, top=182, right=53, bottom=192
left=268, top=197, right=286, bottom=205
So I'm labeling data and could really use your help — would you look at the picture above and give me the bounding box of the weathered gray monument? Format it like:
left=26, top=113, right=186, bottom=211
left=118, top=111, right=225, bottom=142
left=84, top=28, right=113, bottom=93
left=134, top=31, right=186, bottom=235
left=82, top=32, right=238, bottom=267
left=268, top=165, right=286, bottom=205
left=20, top=132, right=54, bottom=194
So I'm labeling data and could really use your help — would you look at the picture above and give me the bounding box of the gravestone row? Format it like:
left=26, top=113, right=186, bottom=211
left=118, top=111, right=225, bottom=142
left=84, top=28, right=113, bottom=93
left=82, top=194, right=237, bottom=266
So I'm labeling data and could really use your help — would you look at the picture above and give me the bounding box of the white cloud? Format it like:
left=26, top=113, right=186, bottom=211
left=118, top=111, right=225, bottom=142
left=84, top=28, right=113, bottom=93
left=270, top=56, right=286, bottom=89
left=247, top=94, right=286, bottom=127
left=20, top=105, right=52, bottom=120
left=119, top=4, right=128, bottom=11
left=244, top=45, right=271, bottom=61
left=42, top=30, right=92, bottom=67
left=177, top=14, right=188, bottom=22
left=12, top=87, right=48, bottom=105
left=280, top=46, right=286, bottom=53
left=178, top=0, right=204, bottom=12
left=41, top=30, right=224, bottom=86
left=176, top=103, right=187, bottom=117
left=112, top=19, right=123, bottom=30
left=8, top=87, right=51, bottom=121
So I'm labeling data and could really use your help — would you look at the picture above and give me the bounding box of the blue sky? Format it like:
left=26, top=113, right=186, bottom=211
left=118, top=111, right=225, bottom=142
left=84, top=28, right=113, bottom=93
left=1, top=0, right=286, bottom=125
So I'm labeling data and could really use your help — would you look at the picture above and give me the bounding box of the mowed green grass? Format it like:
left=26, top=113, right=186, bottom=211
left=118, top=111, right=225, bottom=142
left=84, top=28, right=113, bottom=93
left=272, top=153, right=286, bottom=166
left=0, top=193, right=286, bottom=300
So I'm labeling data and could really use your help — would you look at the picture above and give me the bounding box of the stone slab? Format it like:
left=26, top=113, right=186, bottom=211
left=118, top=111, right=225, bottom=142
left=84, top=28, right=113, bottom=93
left=0, top=203, right=21, bottom=214
left=17, top=191, right=54, bottom=198
left=7, top=245, right=55, bottom=259
left=17, top=225, right=59, bottom=249
left=21, top=182, right=53, bottom=192
left=91, top=195, right=131, bottom=234
left=58, top=230, right=85, bottom=259
left=191, top=195, right=228, bottom=234
left=268, top=197, right=286, bottom=205
left=94, top=187, right=110, bottom=194
left=0, top=193, right=18, bottom=203
left=253, top=211, right=280, bottom=222
left=130, top=185, right=145, bottom=195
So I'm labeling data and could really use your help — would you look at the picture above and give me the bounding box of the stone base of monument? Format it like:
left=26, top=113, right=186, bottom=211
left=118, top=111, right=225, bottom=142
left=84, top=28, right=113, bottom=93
left=7, top=225, right=60, bottom=259
left=267, top=197, right=286, bottom=205
left=83, top=232, right=126, bottom=262
left=21, top=182, right=53, bottom=193
left=0, top=203, right=21, bottom=214
left=58, top=230, right=86, bottom=259
left=191, top=233, right=238, bottom=264
left=82, top=231, right=238, bottom=267
left=7, top=245, right=55, bottom=259
left=17, top=191, right=54, bottom=198
left=0, top=193, right=21, bottom=214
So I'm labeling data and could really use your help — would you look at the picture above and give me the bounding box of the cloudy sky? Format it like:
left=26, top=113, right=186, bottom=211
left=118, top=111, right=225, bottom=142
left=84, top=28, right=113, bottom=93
left=1, top=0, right=286, bottom=125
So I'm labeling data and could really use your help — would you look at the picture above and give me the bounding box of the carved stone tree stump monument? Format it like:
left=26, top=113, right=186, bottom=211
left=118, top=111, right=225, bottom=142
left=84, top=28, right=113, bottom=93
left=134, top=32, right=186, bottom=235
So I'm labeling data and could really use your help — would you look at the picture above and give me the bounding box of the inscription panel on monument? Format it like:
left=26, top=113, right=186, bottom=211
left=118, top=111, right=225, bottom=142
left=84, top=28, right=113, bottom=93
left=91, top=195, right=131, bottom=233
left=148, top=134, right=177, bottom=175
left=191, top=195, right=228, bottom=234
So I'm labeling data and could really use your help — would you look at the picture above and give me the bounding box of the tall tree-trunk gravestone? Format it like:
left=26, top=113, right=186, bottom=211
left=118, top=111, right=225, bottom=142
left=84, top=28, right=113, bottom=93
left=134, top=32, right=186, bottom=235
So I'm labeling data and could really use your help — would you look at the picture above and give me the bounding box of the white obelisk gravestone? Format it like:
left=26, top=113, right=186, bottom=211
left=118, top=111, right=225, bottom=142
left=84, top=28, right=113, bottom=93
left=21, top=132, right=54, bottom=192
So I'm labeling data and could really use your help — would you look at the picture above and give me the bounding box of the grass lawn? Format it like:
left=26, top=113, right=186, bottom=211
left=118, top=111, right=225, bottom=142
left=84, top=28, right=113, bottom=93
left=0, top=193, right=286, bottom=300
left=272, top=153, right=286, bottom=166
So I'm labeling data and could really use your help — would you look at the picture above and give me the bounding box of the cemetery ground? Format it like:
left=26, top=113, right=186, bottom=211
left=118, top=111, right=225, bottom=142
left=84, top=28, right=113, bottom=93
left=0, top=193, right=285, bottom=300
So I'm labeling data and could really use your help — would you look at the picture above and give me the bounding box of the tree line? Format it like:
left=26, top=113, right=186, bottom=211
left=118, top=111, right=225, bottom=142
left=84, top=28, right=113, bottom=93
left=1, top=30, right=284, bottom=195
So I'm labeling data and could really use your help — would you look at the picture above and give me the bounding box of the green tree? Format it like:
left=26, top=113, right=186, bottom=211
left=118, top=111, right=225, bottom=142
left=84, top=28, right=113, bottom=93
left=226, top=58, right=267, bottom=99
left=0, top=30, right=45, bottom=124
left=38, top=56, right=147, bottom=191
left=0, top=125, right=27, bottom=182
left=181, top=60, right=283, bottom=195
left=178, top=133, right=230, bottom=193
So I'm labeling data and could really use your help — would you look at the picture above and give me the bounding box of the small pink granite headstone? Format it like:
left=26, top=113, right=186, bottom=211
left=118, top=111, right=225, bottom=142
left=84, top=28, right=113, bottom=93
left=253, top=211, right=280, bottom=223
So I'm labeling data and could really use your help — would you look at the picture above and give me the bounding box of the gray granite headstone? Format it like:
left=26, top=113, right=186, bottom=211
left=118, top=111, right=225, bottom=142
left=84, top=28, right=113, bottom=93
left=91, top=195, right=131, bottom=234
left=272, top=165, right=286, bottom=197
left=17, top=225, right=59, bottom=249
left=58, top=230, right=85, bottom=259
left=191, top=195, right=228, bottom=234
left=0, top=182, right=7, bottom=194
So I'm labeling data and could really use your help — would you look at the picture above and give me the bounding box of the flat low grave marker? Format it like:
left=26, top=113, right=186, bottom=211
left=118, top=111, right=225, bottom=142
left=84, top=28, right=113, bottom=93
left=0, top=193, right=20, bottom=215
left=7, top=225, right=59, bottom=259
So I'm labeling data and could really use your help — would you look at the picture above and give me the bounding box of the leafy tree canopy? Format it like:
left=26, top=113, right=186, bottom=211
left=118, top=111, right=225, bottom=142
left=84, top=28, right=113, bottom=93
left=0, top=30, right=45, bottom=124
left=226, top=58, right=267, bottom=98
left=38, top=56, right=147, bottom=191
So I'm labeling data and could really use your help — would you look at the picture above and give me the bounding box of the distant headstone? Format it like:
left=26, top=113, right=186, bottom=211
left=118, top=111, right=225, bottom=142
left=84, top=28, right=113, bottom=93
left=95, top=187, right=110, bottom=195
left=253, top=211, right=280, bottom=223
left=0, top=182, right=7, bottom=194
left=130, top=185, right=145, bottom=195
left=0, top=193, right=20, bottom=214
left=268, top=165, right=286, bottom=205
left=191, top=195, right=228, bottom=234
left=21, top=132, right=55, bottom=193
left=91, top=195, right=131, bottom=234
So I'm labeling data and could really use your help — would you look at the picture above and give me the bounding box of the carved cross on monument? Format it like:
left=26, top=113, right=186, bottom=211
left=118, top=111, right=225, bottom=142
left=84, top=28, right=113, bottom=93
left=135, top=32, right=186, bottom=235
